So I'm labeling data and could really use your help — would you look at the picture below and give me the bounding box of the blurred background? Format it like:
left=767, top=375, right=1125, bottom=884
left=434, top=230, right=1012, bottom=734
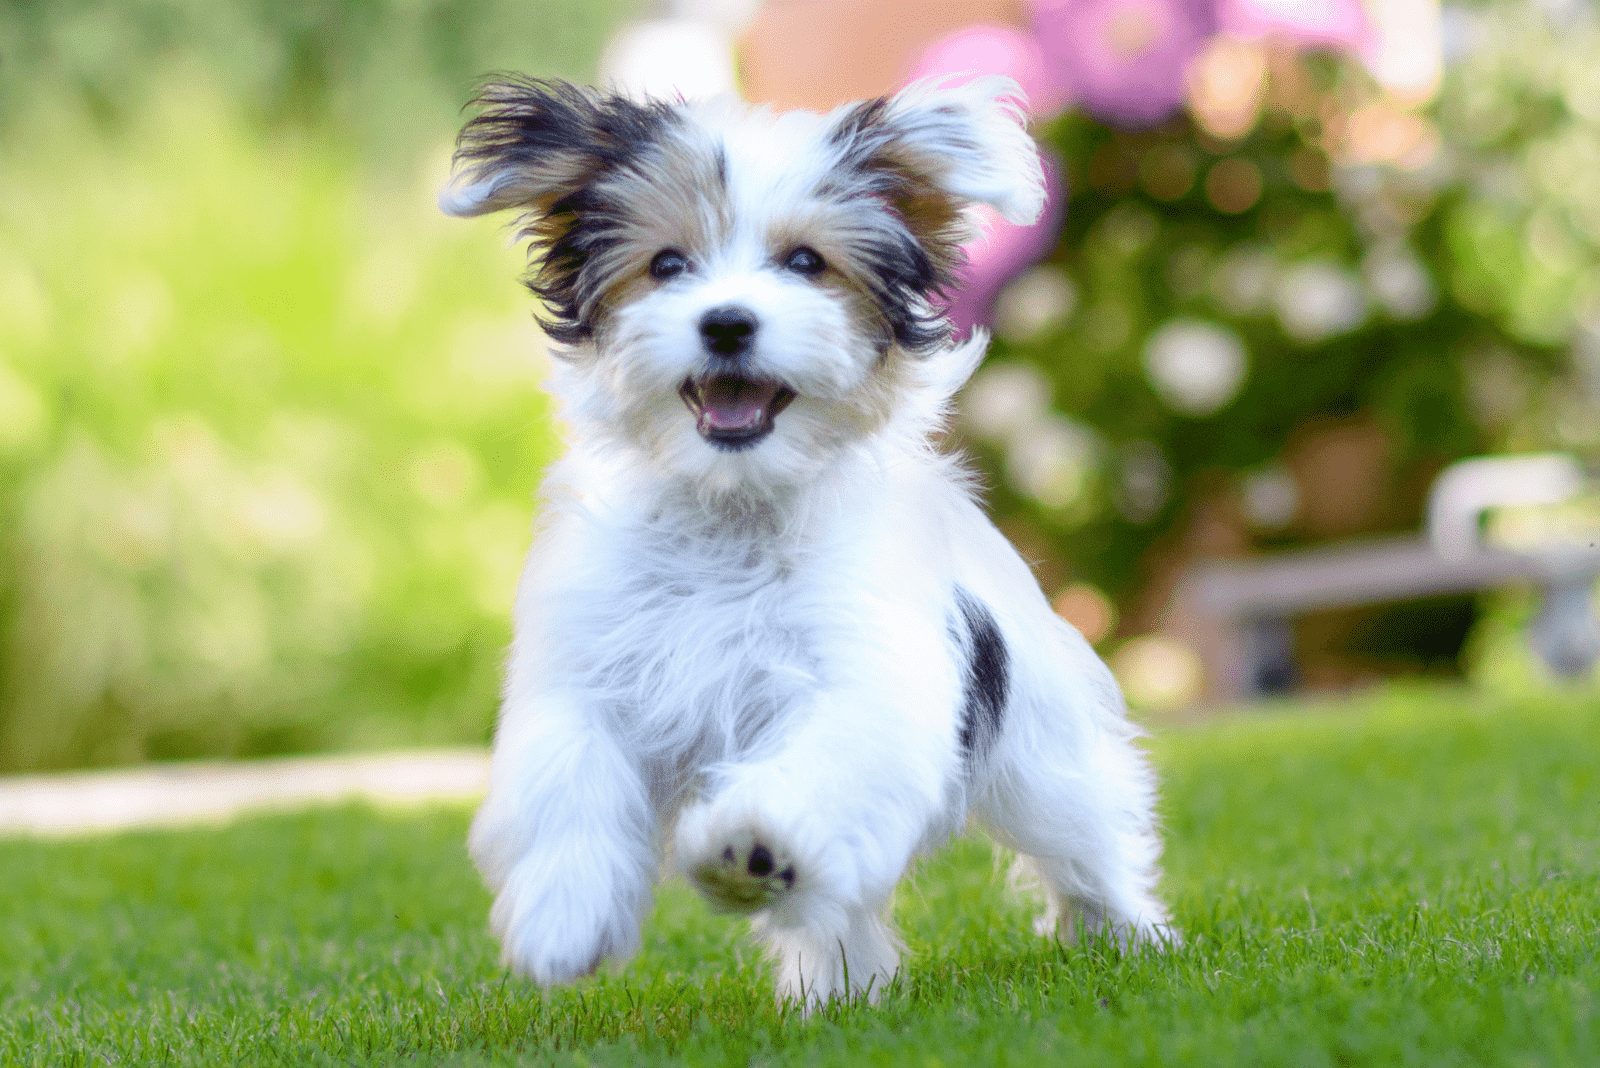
left=2, top=0, right=1597, bottom=774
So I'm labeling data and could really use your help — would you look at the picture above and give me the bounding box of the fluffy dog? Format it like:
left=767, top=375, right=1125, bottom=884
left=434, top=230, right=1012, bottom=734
left=441, top=74, right=1172, bottom=1008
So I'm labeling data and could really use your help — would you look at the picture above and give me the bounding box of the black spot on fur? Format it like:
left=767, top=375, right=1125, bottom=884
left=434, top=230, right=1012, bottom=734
left=951, top=585, right=1009, bottom=763
left=449, top=76, right=679, bottom=345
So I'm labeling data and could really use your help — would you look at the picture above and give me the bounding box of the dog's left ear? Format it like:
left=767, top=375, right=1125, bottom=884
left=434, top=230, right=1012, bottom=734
left=437, top=77, right=675, bottom=219
left=829, top=76, right=1047, bottom=232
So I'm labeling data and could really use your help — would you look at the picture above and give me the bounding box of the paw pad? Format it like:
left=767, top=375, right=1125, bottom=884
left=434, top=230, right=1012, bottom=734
left=690, top=829, right=795, bottom=911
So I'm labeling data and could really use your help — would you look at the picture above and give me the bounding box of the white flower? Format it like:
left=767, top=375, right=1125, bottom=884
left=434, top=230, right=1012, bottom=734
left=600, top=19, right=738, bottom=102
left=1142, top=318, right=1248, bottom=415
left=1242, top=466, right=1299, bottom=529
left=1005, top=414, right=1099, bottom=510
left=1363, top=244, right=1437, bottom=320
left=665, top=0, right=760, bottom=31
left=994, top=267, right=1077, bottom=342
left=1212, top=244, right=1276, bottom=315
left=963, top=363, right=1051, bottom=441
left=1111, top=635, right=1205, bottom=712
left=1275, top=260, right=1369, bottom=342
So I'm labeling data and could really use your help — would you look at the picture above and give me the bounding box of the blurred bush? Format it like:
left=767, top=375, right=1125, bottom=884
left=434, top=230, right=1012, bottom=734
left=949, top=2, right=1600, bottom=689
left=0, top=0, right=630, bottom=157
left=3, top=0, right=1597, bottom=768
left=0, top=1, right=636, bottom=770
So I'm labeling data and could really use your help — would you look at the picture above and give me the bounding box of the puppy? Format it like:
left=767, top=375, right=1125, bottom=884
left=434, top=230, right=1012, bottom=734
left=441, top=75, right=1172, bottom=1009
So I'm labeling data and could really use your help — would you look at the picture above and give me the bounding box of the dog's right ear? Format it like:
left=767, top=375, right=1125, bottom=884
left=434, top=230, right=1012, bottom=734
left=438, top=77, right=674, bottom=218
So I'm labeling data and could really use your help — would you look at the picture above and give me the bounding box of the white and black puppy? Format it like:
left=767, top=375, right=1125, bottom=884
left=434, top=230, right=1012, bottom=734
left=441, top=75, right=1172, bottom=1009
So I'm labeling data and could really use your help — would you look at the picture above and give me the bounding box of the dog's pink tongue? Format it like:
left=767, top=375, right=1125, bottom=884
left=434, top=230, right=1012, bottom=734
left=699, top=377, right=777, bottom=432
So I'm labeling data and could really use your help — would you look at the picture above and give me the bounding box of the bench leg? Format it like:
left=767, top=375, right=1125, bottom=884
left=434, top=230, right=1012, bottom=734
left=1529, top=580, right=1600, bottom=678
left=1245, top=616, right=1298, bottom=695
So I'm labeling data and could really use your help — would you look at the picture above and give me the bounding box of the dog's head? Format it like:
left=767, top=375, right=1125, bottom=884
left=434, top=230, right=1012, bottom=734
left=442, top=77, right=1044, bottom=496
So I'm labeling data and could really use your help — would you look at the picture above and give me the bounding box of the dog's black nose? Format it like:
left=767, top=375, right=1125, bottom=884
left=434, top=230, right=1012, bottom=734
left=699, top=306, right=758, bottom=358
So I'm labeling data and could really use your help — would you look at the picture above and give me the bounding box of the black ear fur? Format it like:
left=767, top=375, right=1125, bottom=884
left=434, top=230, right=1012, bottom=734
left=823, top=99, right=966, bottom=355
left=439, top=77, right=678, bottom=344
left=441, top=77, right=674, bottom=217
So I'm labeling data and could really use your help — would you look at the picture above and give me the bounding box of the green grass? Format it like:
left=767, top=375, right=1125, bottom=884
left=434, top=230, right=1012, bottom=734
left=4, top=686, right=1597, bottom=1065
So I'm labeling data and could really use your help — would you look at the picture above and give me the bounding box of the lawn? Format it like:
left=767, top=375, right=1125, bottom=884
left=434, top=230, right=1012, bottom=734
left=4, top=686, right=1596, bottom=1066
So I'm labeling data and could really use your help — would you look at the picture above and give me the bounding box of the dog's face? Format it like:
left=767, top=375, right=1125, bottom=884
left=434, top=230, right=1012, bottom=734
left=442, top=77, right=1044, bottom=496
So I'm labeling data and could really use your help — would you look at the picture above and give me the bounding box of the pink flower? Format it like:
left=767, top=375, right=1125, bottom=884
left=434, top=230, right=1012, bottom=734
left=907, top=24, right=1071, bottom=118
left=1029, top=0, right=1216, bottom=127
left=1216, top=0, right=1372, bottom=52
left=944, top=152, right=1067, bottom=338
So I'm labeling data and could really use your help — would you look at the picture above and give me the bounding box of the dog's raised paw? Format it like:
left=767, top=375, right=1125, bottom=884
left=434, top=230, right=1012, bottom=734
left=688, top=827, right=796, bottom=912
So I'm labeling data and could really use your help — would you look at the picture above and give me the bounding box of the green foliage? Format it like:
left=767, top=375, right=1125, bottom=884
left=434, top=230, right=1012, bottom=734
left=0, top=0, right=634, bottom=158
left=4, top=0, right=1598, bottom=768
left=2, top=689, right=1595, bottom=1063
left=0, top=0, right=642, bottom=770
left=973, top=12, right=1600, bottom=610
left=0, top=88, right=564, bottom=769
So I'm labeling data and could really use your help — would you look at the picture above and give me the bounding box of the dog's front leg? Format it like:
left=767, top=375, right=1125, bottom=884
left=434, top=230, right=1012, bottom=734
left=675, top=615, right=961, bottom=1008
left=469, top=686, right=656, bottom=986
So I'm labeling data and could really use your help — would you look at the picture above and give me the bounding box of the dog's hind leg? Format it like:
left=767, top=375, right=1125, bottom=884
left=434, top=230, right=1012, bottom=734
left=970, top=655, right=1174, bottom=949
left=754, top=903, right=902, bottom=1012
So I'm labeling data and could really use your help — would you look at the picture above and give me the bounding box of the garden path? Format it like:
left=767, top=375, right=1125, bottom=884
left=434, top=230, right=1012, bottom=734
left=0, top=749, right=489, bottom=837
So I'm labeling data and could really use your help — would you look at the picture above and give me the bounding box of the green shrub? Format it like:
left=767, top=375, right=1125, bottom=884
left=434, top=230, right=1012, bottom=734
left=0, top=86, right=567, bottom=769
left=965, top=9, right=1600, bottom=675
left=0, top=0, right=634, bottom=159
left=0, top=0, right=639, bottom=770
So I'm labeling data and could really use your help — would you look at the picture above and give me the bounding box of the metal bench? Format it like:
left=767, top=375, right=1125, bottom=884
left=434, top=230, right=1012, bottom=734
left=1174, top=455, right=1600, bottom=699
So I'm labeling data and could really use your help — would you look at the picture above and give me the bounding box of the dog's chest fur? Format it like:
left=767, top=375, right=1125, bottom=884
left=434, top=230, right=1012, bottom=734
left=557, top=510, right=824, bottom=783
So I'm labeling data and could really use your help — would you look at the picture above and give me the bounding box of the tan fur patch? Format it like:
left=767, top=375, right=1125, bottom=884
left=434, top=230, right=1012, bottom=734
left=868, top=156, right=966, bottom=277
left=587, top=134, right=732, bottom=331
left=767, top=207, right=902, bottom=349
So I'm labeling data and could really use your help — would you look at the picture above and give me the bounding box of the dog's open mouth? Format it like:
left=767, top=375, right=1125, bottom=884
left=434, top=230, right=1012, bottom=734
left=679, top=374, right=797, bottom=451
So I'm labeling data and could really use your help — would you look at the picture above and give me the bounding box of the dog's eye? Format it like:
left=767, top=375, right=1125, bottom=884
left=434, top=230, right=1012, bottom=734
left=783, top=247, right=826, bottom=277
left=650, top=249, right=690, bottom=280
